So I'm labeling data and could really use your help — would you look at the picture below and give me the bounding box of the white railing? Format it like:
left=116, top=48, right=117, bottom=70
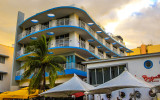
left=79, top=40, right=85, bottom=49
left=56, top=39, right=69, bottom=47
left=113, top=47, right=117, bottom=53
left=41, top=24, right=49, bottom=30
left=89, top=45, right=95, bottom=54
left=18, top=17, right=126, bottom=55
left=16, top=49, right=25, bottom=57
left=120, top=52, right=125, bottom=56
left=98, top=52, right=104, bottom=59
left=57, top=18, right=70, bottom=26
left=106, top=42, right=110, bottom=48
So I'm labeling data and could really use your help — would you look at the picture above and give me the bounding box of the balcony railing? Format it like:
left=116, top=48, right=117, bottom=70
left=79, top=40, right=85, bottom=49
left=89, top=45, right=95, bottom=54
left=120, top=51, right=125, bottom=56
left=105, top=41, right=110, bottom=48
left=98, top=51, right=104, bottom=59
left=56, top=39, right=69, bottom=47
left=18, top=18, right=125, bottom=56
left=16, top=49, right=25, bottom=57
left=113, top=47, right=117, bottom=54
left=16, top=63, right=86, bottom=77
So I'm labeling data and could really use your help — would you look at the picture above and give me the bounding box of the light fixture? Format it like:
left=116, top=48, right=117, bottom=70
left=112, top=42, right=117, bottom=45
left=88, top=39, right=95, bottom=42
left=104, top=37, right=110, bottom=40
left=96, top=31, right=102, bottom=34
left=30, top=37, right=37, bottom=40
left=106, top=51, right=110, bottom=53
left=113, top=55, right=118, bottom=57
left=47, top=32, right=54, bottom=35
left=87, top=23, right=94, bottom=26
left=31, top=19, right=38, bottom=23
left=97, top=46, right=102, bottom=48
left=47, top=14, right=55, bottom=18
left=48, top=52, right=53, bottom=54
left=88, top=57, right=94, bottom=59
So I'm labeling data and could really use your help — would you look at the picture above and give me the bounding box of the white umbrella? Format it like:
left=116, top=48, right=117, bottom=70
left=90, top=70, right=153, bottom=94
left=40, top=74, right=94, bottom=97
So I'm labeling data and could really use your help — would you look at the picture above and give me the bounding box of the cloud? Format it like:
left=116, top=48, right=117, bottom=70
left=115, top=2, right=160, bottom=49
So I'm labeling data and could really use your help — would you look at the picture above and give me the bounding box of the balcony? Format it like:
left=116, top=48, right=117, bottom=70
left=97, top=52, right=104, bottom=59
left=113, top=47, right=118, bottom=54
left=18, top=18, right=124, bottom=57
left=79, top=40, right=85, bottom=49
left=15, top=62, right=87, bottom=80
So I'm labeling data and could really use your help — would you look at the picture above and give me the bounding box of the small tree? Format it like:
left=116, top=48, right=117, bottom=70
left=20, top=35, right=66, bottom=92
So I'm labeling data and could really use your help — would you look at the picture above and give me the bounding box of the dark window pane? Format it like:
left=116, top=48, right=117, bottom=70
left=89, top=69, right=96, bottom=85
left=119, top=65, right=126, bottom=74
left=0, top=73, right=3, bottom=80
left=0, top=57, right=5, bottom=64
left=111, top=66, right=118, bottom=79
left=96, top=68, right=103, bottom=84
left=103, top=67, right=110, bottom=82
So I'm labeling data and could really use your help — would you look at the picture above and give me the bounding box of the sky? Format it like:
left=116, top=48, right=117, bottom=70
left=0, top=0, right=160, bottom=49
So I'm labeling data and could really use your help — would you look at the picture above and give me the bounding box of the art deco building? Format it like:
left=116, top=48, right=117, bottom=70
left=0, top=44, right=14, bottom=92
left=11, top=6, right=132, bottom=90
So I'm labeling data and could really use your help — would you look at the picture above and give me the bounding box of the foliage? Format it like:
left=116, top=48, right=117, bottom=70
left=20, top=35, right=66, bottom=93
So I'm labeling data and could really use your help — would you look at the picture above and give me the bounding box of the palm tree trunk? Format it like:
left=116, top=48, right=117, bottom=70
left=43, top=68, right=46, bottom=91
left=43, top=68, right=46, bottom=100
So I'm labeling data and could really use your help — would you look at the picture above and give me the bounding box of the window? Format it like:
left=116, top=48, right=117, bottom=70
left=144, top=60, right=153, bottom=69
left=89, top=69, right=96, bottom=85
left=0, top=56, right=5, bottom=64
left=56, top=34, right=69, bottom=47
left=89, top=64, right=126, bottom=85
left=111, top=66, right=118, bottom=79
left=0, top=73, right=3, bottom=80
left=103, top=67, right=110, bottom=82
left=79, top=36, right=85, bottom=48
left=96, top=68, right=103, bottom=84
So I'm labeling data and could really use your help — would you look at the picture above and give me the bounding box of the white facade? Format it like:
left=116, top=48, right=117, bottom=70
left=84, top=53, right=160, bottom=100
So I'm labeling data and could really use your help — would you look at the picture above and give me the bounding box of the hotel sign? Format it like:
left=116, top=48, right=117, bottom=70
left=142, top=74, right=160, bottom=82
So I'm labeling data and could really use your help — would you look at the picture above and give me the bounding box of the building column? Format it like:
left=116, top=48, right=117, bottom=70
left=85, top=41, right=89, bottom=50
left=69, top=13, right=79, bottom=26
left=49, top=20, right=57, bottom=27
left=69, top=32, right=79, bottom=47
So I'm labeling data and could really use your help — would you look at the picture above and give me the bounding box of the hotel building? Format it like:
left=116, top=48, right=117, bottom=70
left=83, top=53, right=160, bottom=100
left=0, top=44, right=14, bottom=92
left=11, top=6, right=132, bottom=90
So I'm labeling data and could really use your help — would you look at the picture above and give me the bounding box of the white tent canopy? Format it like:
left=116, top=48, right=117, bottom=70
left=40, top=74, right=94, bottom=97
left=90, top=70, right=153, bottom=94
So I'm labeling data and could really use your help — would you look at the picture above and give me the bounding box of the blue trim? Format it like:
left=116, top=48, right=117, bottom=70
left=48, top=52, right=53, bottom=54
left=144, top=60, right=153, bottom=69
left=47, top=32, right=54, bottom=35
left=18, top=6, right=131, bottom=52
left=18, top=25, right=121, bottom=57
left=30, top=37, right=37, bottom=40
left=16, top=52, right=32, bottom=60
left=88, top=39, right=95, bottom=42
left=97, top=46, right=102, bottom=48
left=104, top=37, right=110, bottom=40
left=49, top=46, right=100, bottom=59
left=31, top=19, right=38, bottom=23
left=112, top=42, right=117, bottom=45
left=119, top=47, right=123, bottom=49
left=15, top=69, right=87, bottom=80
left=96, top=31, right=102, bottom=34
left=105, top=51, right=110, bottom=53
left=47, top=14, right=55, bottom=18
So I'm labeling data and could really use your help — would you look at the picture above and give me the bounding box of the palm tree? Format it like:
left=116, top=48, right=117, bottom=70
left=20, top=35, right=66, bottom=93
